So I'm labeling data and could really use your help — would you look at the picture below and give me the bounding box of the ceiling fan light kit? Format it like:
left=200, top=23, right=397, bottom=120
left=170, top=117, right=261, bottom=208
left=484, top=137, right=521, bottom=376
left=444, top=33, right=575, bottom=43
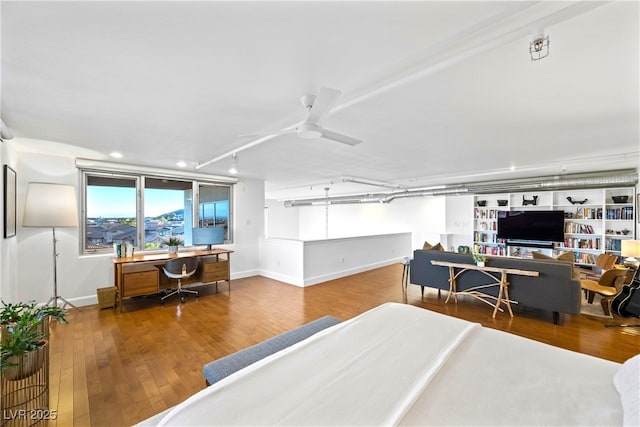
left=298, top=123, right=322, bottom=139
left=197, top=87, right=363, bottom=171
left=254, top=87, right=362, bottom=145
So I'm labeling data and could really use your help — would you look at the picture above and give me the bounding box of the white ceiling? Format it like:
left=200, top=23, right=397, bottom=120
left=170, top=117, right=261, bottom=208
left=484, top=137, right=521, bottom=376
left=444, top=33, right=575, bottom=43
left=2, top=1, right=638, bottom=200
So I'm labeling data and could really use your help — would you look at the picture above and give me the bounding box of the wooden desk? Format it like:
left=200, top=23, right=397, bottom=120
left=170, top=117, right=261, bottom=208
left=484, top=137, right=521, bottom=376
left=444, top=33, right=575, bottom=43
left=113, top=249, right=232, bottom=309
left=430, top=260, right=539, bottom=318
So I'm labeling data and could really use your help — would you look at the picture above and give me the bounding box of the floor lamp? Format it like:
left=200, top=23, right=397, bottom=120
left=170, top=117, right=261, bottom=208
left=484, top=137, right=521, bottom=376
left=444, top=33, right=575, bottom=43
left=621, top=239, right=640, bottom=282
left=23, top=182, right=79, bottom=309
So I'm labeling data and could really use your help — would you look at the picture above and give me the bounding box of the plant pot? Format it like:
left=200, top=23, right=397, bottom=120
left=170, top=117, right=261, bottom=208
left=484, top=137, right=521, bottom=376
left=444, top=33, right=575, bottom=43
left=1, top=317, right=49, bottom=345
left=3, top=340, right=48, bottom=381
left=476, top=261, right=485, bottom=268
left=168, top=246, right=179, bottom=254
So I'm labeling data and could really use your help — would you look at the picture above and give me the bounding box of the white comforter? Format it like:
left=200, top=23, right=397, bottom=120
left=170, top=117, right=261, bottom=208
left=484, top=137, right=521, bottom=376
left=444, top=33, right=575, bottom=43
left=154, top=303, right=623, bottom=426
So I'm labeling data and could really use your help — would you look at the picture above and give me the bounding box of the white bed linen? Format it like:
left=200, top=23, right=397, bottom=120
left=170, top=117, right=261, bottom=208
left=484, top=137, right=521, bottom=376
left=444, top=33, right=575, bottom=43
left=153, top=303, right=623, bottom=426
left=399, top=323, right=623, bottom=426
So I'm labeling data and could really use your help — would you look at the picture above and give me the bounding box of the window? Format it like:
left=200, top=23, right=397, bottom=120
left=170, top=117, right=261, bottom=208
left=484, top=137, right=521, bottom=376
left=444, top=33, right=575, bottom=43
left=143, top=178, right=193, bottom=250
left=81, top=170, right=233, bottom=254
left=197, top=184, right=231, bottom=241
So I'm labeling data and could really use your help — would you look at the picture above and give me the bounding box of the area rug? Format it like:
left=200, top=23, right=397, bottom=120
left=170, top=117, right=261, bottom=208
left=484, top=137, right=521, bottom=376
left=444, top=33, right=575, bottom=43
left=581, top=294, right=613, bottom=319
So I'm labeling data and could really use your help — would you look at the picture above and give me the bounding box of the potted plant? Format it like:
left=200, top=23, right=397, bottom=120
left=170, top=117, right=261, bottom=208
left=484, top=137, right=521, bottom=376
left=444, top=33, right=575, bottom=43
left=1, top=301, right=68, bottom=380
left=165, top=237, right=182, bottom=254
left=473, top=252, right=487, bottom=267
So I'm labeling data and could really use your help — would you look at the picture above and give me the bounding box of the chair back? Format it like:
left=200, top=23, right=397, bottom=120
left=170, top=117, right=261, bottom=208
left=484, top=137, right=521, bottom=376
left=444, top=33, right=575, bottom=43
left=595, top=253, right=617, bottom=271
left=599, top=268, right=630, bottom=288
left=163, top=257, right=199, bottom=277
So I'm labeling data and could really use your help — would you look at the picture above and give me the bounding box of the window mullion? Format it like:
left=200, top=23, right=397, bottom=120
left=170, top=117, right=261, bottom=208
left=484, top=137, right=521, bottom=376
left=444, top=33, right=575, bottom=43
left=138, top=176, right=144, bottom=250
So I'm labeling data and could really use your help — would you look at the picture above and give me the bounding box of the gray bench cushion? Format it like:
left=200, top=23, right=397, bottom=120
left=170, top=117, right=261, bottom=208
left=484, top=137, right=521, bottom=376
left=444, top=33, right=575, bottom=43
left=203, top=315, right=341, bottom=386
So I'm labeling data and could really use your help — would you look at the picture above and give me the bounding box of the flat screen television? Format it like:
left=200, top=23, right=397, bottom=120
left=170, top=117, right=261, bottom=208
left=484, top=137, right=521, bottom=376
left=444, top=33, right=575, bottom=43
left=497, top=210, right=564, bottom=243
left=192, top=227, right=225, bottom=250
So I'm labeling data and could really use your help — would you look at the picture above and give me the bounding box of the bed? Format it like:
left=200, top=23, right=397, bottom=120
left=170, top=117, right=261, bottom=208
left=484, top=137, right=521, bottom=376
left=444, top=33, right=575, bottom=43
left=142, top=303, right=638, bottom=426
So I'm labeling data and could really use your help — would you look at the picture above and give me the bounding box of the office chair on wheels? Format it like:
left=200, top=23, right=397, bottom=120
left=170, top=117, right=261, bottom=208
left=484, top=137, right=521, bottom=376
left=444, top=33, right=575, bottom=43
left=161, top=257, right=199, bottom=304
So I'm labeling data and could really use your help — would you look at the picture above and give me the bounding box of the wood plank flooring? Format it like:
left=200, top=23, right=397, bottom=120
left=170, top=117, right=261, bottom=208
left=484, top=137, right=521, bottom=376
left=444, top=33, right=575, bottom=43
left=46, top=264, right=639, bottom=426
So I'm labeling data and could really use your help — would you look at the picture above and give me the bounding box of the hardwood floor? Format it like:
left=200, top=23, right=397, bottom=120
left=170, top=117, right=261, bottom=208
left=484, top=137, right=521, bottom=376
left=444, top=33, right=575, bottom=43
left=46, top=264, right=639, bottom=426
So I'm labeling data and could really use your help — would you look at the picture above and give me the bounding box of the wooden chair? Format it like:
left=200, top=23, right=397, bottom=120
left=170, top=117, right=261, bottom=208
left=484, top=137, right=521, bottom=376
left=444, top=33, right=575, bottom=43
left=595, top=253, right=617, bottom=270
left=577, top=253, right=618, bottom=280
left=580, top=268, right=630, bottom=316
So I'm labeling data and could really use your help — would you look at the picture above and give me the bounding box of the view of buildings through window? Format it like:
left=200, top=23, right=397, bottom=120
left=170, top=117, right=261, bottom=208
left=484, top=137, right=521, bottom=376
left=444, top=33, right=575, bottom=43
left=83, top=172, right=231, bottom=253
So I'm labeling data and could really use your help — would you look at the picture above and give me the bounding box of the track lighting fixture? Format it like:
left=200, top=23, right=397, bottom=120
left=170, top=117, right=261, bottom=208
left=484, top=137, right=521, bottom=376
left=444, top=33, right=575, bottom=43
left=228, top=153, right=238, bottom=175
left=530, top=32, right=550, bottom=61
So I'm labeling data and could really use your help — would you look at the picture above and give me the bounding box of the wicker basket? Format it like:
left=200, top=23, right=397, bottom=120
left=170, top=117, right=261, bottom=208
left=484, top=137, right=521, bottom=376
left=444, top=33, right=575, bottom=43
left=97, top=286, right=117, bottom=309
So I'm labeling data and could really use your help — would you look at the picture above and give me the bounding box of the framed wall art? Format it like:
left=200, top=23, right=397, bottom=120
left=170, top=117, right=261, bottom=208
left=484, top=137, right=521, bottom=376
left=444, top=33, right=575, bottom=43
left=3, top=165, right=16, bottom=238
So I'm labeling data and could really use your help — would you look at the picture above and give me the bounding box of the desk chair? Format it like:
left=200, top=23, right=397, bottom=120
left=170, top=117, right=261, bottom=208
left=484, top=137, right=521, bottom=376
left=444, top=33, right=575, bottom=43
left=161, top=257, right=199, bottom=304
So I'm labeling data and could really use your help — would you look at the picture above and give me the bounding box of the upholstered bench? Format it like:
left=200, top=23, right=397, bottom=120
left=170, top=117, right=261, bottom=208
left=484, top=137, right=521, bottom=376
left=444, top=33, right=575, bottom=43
left=203, top=315, right=341, bottom=386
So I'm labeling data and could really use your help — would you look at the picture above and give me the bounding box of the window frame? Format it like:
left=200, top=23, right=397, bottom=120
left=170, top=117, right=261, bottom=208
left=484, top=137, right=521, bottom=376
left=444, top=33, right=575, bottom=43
left=79, top=168, right=234, bottom=255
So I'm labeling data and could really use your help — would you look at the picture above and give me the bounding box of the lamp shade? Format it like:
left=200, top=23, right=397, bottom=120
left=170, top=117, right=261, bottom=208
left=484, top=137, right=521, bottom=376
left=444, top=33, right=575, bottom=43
left=23, top=183, right=79, bottom=227
left=621, top=240, right=640, bottom=258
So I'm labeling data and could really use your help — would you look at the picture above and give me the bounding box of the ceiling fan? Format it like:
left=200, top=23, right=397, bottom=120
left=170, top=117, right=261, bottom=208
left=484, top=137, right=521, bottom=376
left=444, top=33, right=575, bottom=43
left=244, top=87, right=362, bottom=146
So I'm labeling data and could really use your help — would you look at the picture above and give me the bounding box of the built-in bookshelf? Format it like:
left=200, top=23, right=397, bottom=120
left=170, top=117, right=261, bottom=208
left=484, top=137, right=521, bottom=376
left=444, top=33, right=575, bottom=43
left=472, top=187, right=636, bottom=266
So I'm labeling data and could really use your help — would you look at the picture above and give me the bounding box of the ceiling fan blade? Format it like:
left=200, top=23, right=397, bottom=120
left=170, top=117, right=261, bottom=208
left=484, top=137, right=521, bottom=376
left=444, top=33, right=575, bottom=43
left=306, top=87, right=341, bottom=124
left=319, top=128, right=362, bottom=146
left=239, top=128, right=296, bottom=138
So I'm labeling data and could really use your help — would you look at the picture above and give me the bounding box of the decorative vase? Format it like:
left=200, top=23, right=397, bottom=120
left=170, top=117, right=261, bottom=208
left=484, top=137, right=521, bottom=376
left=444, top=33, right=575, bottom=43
left=168, top=246, right=179, bottom=254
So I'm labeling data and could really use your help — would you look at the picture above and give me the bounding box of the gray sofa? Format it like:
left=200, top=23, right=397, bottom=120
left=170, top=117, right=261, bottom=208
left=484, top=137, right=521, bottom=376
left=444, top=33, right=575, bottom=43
left=409, top=249, right=581, bottom=323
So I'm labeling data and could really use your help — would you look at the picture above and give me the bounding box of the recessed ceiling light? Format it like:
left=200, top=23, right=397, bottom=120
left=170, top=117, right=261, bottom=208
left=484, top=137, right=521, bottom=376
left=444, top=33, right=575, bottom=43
left=176, top=161, right=187, bottom=168
left=110, top=151, right=123, bottom=159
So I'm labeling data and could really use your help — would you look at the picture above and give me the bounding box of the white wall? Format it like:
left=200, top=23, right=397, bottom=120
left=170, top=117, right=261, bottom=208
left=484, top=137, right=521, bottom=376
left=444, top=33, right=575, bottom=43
left=8, top=145, right=264, bottom=306
left=0, top=140, right=19, bottom=301
left=268, top=194, right=475, bottom=251
left=259, top=232, right=411, bottom=287
left=265, top=199, right=298, bottom=239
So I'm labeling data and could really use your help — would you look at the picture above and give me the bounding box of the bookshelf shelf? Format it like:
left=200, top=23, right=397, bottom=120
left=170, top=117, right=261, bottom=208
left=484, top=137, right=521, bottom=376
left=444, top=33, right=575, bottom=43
left=472, top=187, right=636, bottom=266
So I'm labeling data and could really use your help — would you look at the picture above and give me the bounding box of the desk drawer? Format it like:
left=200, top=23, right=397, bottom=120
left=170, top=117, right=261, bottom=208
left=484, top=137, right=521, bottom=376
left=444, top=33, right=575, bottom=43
left=202, top=260, right=229, bottom=282
left=123, top=269, right=159, bottom=297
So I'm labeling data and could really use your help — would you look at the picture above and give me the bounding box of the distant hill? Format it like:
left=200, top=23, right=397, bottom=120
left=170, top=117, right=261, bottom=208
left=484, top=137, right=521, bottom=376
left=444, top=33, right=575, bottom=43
left=155, top=209, right=184, bottom=219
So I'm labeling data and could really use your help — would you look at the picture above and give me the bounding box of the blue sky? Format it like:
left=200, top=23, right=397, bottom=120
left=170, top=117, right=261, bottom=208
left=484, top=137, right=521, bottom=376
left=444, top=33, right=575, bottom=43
left=87, top=187, right=184, bottom=218
left=87, top=187, right=228, bottom=219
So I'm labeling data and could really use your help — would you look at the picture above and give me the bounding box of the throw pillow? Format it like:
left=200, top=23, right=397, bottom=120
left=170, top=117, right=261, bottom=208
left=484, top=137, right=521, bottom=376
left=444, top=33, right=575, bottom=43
left=531, top=251, right=553, bottom=261
left=532, top=250, right=574, bottom=264
left=556, top=251, right=575, bottom=263
left=532, top=251, right=576, bottom=278
left=422, top=241, right=445, bottom=251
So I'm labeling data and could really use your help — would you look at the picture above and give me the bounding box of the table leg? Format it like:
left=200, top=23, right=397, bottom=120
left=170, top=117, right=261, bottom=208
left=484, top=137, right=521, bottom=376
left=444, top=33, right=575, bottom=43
left=492, top=271, right=513, bottom=318
left=445, top=266, right=457, bottom=304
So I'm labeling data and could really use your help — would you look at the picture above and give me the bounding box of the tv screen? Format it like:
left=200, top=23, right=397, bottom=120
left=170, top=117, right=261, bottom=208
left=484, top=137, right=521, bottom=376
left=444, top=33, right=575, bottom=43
left=497, top=210, right=564, bottom=242
left=192, top=227, right=224, bottom=249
